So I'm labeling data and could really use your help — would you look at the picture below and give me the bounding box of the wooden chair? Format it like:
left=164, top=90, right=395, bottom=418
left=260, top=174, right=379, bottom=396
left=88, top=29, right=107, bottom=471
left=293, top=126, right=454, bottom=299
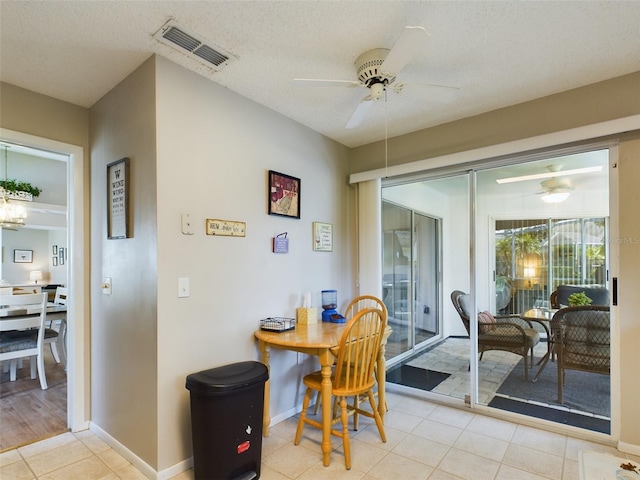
left=451, top=290, right=540, bottom=381
left=0, top=293, right=54, bottom=389
left=295, top=307, right=387, bottom=469
left=343, top=295, right=391, bottom=428
left=312, top=295, right=391, bottom=425
left=551, top=305, right=610, bottom=403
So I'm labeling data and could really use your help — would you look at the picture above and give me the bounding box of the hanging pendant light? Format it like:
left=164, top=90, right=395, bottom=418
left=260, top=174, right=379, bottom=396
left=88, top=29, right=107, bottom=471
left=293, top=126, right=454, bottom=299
left=0, top=145, right=28, bottom=228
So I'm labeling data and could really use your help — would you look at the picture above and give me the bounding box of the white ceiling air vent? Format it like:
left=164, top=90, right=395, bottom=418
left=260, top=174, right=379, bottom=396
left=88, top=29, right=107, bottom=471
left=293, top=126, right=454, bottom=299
left=153, top=19, right=235, bottom=71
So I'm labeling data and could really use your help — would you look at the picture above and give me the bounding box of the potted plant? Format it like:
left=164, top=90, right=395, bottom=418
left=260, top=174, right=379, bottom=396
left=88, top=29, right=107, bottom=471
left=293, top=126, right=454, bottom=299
left=0, top=179, right=42, bottom=199
left=568, top=291, right=592, bottom=306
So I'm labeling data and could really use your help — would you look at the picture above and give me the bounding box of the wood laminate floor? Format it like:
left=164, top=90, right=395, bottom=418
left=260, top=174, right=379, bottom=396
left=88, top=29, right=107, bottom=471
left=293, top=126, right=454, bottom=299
left=0, top=348, right=68, bottom=452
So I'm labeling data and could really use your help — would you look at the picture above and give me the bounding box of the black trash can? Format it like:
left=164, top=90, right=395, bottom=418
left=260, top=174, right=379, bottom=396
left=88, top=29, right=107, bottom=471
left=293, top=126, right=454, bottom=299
left=186, top=361, right=269, bottom=480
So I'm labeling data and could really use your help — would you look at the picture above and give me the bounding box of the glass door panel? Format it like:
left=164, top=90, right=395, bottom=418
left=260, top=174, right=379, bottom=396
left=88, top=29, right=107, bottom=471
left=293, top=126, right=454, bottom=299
left=476, top=149, right=610, bottom=434
left=383, top=175, right=471, bottom=402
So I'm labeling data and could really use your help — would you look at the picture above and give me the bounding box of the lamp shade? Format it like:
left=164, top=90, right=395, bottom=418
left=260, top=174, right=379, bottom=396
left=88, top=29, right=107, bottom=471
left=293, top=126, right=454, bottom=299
left=30, top=270, right=43, bottom=283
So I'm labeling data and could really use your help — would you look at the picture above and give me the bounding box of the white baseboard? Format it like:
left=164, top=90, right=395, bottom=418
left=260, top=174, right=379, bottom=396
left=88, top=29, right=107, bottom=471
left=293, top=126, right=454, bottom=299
left=157, top=457, right=193, bottom=480
left=269, top=405, right=301, bottom=427
left=90, top=422, right=158, bottom=479
left=618, top=441, right=640, bottom=456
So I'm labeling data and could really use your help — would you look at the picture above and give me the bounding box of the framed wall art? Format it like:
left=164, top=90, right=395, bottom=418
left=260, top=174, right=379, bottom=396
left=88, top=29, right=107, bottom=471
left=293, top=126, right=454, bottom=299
left=313, top=222, right=333, bottom=252
left=14, top=249, right=33, bottom=263
left=268, top=170, right=300, bottom=219
left=107, top=157, right=130, bottom=239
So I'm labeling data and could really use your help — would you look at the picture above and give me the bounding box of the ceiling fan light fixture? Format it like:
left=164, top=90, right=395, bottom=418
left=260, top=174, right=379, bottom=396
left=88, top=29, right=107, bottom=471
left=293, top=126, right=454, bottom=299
left=541, top=191, right=570, bottom=204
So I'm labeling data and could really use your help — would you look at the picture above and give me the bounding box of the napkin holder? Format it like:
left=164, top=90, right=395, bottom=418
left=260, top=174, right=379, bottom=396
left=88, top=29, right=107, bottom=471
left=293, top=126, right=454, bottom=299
left=296, top=307, right=317, bottom=325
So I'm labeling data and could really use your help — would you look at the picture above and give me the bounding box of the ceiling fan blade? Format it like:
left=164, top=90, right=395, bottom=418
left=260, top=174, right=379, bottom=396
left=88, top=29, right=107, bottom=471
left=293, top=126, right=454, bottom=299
left=292, top=78, right=361, bottom=88
left=394, top=83, right=460, bottom=103
left=496, top=166, right=603, bottom=184
left=381, top=26, right=429, bottom=75
left=345, top=97, right=374, bottom=129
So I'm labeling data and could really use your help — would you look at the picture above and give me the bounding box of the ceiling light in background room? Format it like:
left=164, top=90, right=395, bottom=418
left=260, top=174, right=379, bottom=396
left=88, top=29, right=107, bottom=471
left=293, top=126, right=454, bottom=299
left=541, top=191, right=570, bottom=204
left=540, top=177, right=572, bottom=204
left=0, top=145, right=28, bottom=228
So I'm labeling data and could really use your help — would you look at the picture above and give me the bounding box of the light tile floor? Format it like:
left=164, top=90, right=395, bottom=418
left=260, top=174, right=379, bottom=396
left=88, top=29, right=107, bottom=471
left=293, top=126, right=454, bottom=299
left=2, top=393, right=638, bottom=480
left=406, top=337, right=527, bottom=404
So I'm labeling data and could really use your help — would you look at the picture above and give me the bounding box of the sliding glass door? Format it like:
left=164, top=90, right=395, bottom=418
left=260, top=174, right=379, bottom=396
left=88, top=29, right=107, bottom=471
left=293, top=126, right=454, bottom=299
left=381, top=146, right=612, bottom=432
left=381, top=201, right=442, bottom=364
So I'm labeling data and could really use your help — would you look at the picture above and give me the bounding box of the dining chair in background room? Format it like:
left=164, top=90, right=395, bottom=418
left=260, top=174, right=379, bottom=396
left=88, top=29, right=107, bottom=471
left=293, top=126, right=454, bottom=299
left=295, top=307, right=387, bottom=469
left=0, top=293, right=55, bottom=390
left=451, top=290, right=541, bottom=381
left=551, top=305, right=610, bottom=403
left=49, top=286, right=68, bottom=365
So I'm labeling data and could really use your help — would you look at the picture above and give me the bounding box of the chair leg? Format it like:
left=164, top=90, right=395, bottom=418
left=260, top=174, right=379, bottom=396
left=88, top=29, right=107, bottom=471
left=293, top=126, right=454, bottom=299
left=352, top=395, right=360, bottom=430
left=367, top=390, right=387, bottom=443
left=9, top=359, right=18, bottom=381
left=37, top=352, right=48, bottom=390
left=313, top=391, right=320, bottom=415
left=523, top=354, right=529, bottom=382
left=339, top=396, right=351, bottom=470
left=557, top=365, right=563, bottom=403
left=50, top=342, right=61, bottom=364
left=295, top=387, right=313, bottom=445
left=30, top=355, right=37, bottom=379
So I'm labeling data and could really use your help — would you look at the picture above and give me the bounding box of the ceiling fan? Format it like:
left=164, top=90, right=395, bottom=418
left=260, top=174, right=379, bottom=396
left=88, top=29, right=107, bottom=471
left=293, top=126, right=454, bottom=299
left=293, top=26, right=460, bottom=129
left=537, top=177, right=574, bottom=203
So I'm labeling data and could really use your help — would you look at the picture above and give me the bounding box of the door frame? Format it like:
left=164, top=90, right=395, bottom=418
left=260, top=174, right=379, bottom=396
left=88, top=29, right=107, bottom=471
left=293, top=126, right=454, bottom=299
left=0, top=128, right=88, bottom=432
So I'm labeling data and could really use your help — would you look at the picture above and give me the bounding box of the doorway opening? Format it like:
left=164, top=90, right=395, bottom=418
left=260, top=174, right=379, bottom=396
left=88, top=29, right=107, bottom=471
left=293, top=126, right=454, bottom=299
left=0, top=129, right=87, bottom=449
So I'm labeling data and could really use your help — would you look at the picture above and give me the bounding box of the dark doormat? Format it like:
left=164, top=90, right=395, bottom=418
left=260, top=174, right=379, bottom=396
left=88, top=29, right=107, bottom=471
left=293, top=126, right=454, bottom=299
left=495, top=359, right=610, bottom=417
left=386, top=365, right=450, bottom=392
left=488, top=396, right=610, bottom=434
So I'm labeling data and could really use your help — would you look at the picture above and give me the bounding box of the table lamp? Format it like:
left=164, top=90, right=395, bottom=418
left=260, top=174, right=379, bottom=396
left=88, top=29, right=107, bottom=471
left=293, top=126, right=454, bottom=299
left=523, top=267, right=535, bottom=288
left=30, top=270, right=43, bottom=284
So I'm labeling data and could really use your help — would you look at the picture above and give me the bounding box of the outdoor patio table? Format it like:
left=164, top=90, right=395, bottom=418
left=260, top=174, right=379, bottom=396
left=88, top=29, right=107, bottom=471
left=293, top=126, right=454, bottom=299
left=520, top=308, right=558, bottom=382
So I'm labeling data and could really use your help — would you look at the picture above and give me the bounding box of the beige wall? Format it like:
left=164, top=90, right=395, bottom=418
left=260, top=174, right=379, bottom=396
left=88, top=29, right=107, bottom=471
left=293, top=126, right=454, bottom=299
left=89, top=57, right=159, bottom=467
left=617, top=139, right=640, bottom=448
left=350, top=72, right=640, bottom=450
left=350, top=72, right=640, bottom=173
left=153, top=56, right=354, bottom=470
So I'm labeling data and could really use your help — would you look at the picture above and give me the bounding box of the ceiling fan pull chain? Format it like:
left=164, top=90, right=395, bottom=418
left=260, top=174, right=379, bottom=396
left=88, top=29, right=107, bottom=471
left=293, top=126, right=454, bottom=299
left=384, top=88, right=388, bottom=178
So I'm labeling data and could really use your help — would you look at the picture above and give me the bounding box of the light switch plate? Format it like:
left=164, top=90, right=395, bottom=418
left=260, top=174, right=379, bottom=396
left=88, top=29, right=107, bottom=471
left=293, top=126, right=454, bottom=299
left=102, top=277, right=112, bottom=295
left=181, top=214, right=194, bottom=235
left=178, top=277, right=190, bottom=298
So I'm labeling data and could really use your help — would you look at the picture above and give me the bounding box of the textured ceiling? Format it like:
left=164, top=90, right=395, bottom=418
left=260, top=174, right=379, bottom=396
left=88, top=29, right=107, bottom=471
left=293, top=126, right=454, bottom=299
left=1, top=1, right=639, bottom=148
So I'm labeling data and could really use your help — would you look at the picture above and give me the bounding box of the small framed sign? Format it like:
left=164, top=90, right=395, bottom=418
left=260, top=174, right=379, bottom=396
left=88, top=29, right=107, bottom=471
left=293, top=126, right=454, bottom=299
left=107, top=157, right=129, bottom=239
left=206, top=219, right=246, bottom=237
left=313, top=222, right=333, bottom=252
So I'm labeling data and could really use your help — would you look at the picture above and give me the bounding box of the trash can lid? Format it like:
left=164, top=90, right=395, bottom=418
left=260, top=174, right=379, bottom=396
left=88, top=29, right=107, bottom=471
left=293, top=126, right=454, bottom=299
left=185, top=361, right=268, bottom=395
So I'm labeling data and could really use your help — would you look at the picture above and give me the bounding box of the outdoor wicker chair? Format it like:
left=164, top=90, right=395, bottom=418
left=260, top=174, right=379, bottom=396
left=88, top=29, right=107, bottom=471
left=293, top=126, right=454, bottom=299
left=550, top=305, right=610, bottom=403
left=451, top=290, right=540, bottom=381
